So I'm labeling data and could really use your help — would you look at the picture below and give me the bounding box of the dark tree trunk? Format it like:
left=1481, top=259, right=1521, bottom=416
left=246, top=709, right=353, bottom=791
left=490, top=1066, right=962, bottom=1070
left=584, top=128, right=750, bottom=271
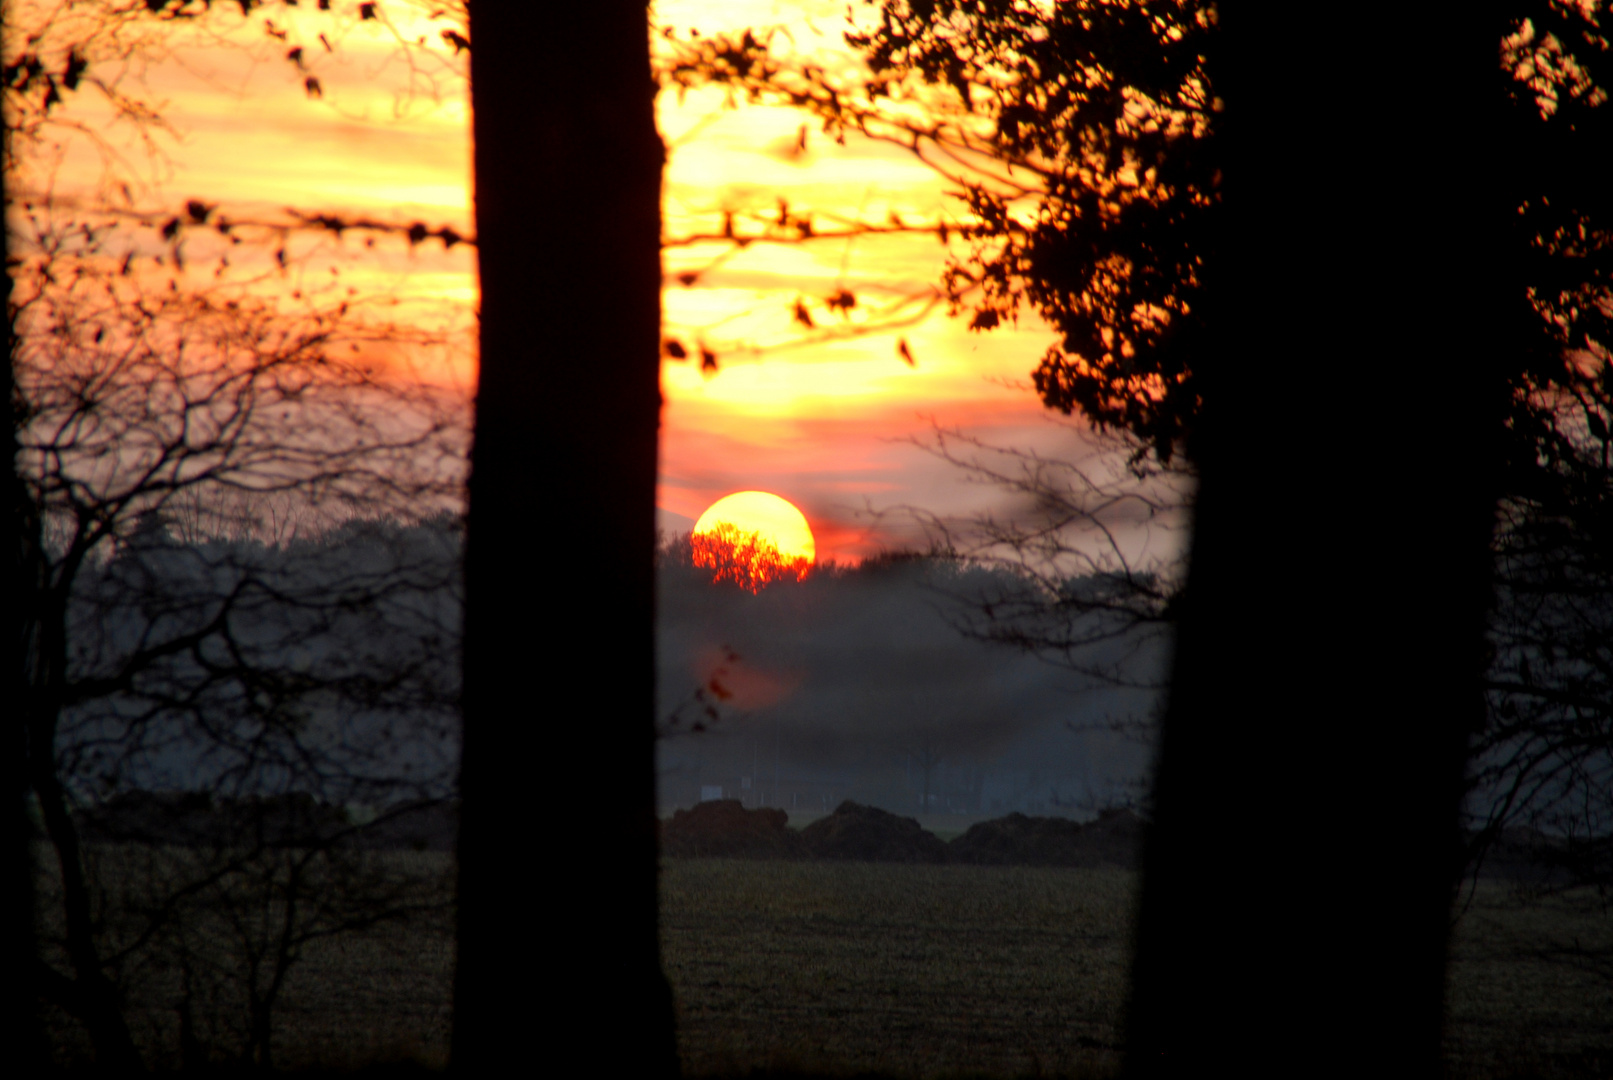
left=27, top=713, right=144, bottom=1071
left=455, top=3, right=675, bottom=1074
left=9, top=144, right=52, bottom=1078
left=22, top=503, right=141, bottom=1067
left=1125, top=8, right=1506, bottom=1076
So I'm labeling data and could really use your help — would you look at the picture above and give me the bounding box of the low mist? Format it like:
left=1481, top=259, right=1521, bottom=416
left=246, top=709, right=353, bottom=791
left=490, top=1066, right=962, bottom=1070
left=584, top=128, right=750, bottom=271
left=657, top=546, right=1164, bottom=818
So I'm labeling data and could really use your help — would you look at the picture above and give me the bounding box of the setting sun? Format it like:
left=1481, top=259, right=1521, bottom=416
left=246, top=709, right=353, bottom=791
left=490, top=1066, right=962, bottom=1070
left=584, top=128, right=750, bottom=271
left=691, top=491, right=817, bottom=591
left=693, top=491, right=817, bottom=564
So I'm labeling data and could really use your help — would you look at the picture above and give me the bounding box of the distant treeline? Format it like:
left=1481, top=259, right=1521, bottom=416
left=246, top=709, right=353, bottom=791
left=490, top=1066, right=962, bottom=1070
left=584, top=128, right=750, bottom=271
left=661, top=800, right=1586, bottom=883
left=662, top=799, right=1145, bottom=868
left=63, top=512, right=464, bottom=807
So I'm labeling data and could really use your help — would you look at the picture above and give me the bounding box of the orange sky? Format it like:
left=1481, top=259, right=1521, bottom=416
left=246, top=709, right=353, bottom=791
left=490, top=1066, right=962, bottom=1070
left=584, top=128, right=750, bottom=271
left=15, top=0, right=1120, bottom=562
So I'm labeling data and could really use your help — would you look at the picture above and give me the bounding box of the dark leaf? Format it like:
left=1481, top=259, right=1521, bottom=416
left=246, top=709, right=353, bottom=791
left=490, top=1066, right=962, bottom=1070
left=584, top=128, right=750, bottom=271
left=62, top=52, right=87, bottom=91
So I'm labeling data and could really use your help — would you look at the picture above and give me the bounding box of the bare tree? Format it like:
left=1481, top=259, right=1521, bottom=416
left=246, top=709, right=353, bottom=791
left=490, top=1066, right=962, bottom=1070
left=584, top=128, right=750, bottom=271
left=1468, top=363, right=1612, bottom=893
left=14, top=194, right=466, bottom=1067
left=3, top=1, right=481, bottom=1067
left=896, top=423, right=1189, bottom=690
left=41, top=796, right=455, bottom=1069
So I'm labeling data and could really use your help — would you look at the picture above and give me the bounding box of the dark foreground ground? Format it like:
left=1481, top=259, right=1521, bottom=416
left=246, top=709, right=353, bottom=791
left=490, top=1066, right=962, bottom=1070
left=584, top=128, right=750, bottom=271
left=662, top=861, right=1612, bottom=1080
left=39, top=851, right=1611, bottom=1076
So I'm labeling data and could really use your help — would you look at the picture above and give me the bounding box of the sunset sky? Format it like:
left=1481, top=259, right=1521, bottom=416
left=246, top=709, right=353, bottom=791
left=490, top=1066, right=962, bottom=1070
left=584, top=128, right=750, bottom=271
left=18, top=0, right=1134, bottom=563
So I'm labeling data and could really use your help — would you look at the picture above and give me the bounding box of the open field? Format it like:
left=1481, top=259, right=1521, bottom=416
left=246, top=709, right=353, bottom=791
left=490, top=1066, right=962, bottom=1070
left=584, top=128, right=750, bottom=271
left=37, top=848, right=1611, bottom=1075
left=662, top=861, right=1612, bottom=1079
left=36, top=846, right=457, bottom=1072
left=1445, top=884, right=1613, bottom=1079
left=661, top=860, right=1134, bottom=1078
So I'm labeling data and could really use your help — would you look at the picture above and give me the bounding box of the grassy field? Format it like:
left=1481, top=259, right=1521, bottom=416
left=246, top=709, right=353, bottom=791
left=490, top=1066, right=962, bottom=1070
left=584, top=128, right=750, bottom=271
left=38, top=849, right=1611, bottom=1076
left=1444, top=884, right=1613, bottom=1079
left=661, top=860, right=1612, bottom=1080
left=36, top=846, right=457, bottom=1072
left=661, top=860, right=1135, bottom=1078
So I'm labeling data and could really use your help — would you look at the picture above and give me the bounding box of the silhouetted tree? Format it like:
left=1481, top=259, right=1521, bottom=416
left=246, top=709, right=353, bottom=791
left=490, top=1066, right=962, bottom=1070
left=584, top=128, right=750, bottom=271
left=901, top=423, right=1187, bottom=688
left=1463, top=3, right=1612, bottom=892
left=10, top=1, right=1604, bottom=1072
left=1470, top=363, right=1612, bottom=891
left=5, top=43, right=45, bottom=1080
left=7, top=11, right=470, bottom=1063
left=455, top=3, right=676, bottom=1074
left=1117, top=5, right=1505, bottom=1068
left=3, top=4, right=477, bottom=1070
left=690, top=522, right=812, bottom=592
left=668, top=1, right=1606, bottom=1072
left=10, top=206, right=463, bottom=1066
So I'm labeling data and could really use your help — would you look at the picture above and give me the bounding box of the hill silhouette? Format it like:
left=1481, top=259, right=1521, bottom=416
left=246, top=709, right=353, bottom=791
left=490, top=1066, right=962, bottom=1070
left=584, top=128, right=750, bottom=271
left=660, top=799, right=1142, bottom=868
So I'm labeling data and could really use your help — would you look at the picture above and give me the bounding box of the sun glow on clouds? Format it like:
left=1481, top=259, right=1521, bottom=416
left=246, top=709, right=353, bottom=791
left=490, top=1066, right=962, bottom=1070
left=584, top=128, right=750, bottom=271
left=659, top=274, right=1067, bottom=561
left=654, top=0, right=1076, bottom=561
left=24, top=1, right=476, bottom=395
left=29, top=0, right=1089, bottom=561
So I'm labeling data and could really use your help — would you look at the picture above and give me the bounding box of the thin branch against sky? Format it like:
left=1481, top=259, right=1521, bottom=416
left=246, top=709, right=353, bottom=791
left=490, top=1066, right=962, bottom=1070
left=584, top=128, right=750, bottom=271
left=11, top=0, right=1145, bottom=562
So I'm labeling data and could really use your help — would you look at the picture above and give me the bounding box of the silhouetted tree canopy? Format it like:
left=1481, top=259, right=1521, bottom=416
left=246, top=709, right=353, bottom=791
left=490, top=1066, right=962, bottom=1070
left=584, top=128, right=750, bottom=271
left=849, top=0, right=1218, bottom=463
left=664, top=1, right=1608, bottom=472
left=661, top=3, right=1608, bottom=1071
left=688, top=522, right=812, bottom=592
left=667, top=0, right=1611, bottom=885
